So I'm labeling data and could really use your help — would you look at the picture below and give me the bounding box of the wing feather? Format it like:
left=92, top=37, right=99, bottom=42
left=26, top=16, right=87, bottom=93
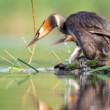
left=66, top=11, right=110, bottom=37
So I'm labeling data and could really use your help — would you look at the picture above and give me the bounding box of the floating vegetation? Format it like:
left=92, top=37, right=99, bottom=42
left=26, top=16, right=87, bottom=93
left=86, top=60, right=100, bottom=67
left=65, top=61, right=78, bottom=70
left=54, top=57, right=110, bottom=81
left=89, top=65, right=110, bottom=73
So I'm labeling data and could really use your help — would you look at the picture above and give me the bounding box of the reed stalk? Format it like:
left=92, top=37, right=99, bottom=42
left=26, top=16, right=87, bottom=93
left=30, top=75, right=37, bottom=110
left=28, top=0, right=37, bottom=64
left=51, top=50, right=62, bottom=63
left=9, top=59, right=19, bottom=73
left=21, top=37, right=32, bottom=55
left=4, top=50, right=21, bottom=67
left=28, top=1, right=37, bottom=110
left=0, top=55, right=14, bottom=65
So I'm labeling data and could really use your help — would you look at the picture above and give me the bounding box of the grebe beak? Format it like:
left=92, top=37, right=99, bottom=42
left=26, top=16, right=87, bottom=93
left=27, top=17, right=56, bottom=47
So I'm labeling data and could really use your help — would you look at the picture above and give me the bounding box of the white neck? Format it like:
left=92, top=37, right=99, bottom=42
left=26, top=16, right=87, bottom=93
left=53, top=14, right=65, bottom=30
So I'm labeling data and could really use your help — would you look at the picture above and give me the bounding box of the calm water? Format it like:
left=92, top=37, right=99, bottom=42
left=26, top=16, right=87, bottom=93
left=1, top=67, right=110, bottom=110
left=0, top=70, right=69, bottom=110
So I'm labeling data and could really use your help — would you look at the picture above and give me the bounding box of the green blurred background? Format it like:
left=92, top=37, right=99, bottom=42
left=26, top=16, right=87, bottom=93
left=0, top=1, right=110, bottom=110
left=0, top=0, right=110, bottom=36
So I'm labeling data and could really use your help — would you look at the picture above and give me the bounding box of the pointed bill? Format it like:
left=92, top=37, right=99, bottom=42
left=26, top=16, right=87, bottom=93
left=27, top=37, right=37, bottom=47
left=27, top=33, right=39, bottom=47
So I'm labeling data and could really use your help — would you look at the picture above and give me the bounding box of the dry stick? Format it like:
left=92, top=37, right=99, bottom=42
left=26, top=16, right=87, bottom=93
left=5, top=50, right=16, bottom=61
left=21, top=37, right=32, bottom=55
left=31, top=0, right=36, bottom=36
left=51, top=51, right=62, bottom=92
left=28, top=1, right=37, bottom=110
left=30, top=75, right=37, bottom=110
left=29, top=70, right=37, bottom=110
left=0, top=55, right=14, bottom=65
left=28, top=0, right=37, bottom=64
left=30, top=75, right=37, bottom=107
left=22, top=86, right=32, bottom=106
left=4, top=50, right=21, bottom=67
left=30, top=76, right=36, bottom=97
left=9, top=59, right=19, bottom=73
left=52, top=79, right=61, bottom=93
left=51, top=50, right=62, bottom=63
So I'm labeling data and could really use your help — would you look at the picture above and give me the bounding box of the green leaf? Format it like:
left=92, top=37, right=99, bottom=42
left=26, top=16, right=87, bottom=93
left=92, top=74, right=110, bottom=80
left=89, top=65, right=110, bottom=73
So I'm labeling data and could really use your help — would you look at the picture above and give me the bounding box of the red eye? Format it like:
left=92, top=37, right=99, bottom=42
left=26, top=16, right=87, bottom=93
left=38, top=32, right=40, bottom=36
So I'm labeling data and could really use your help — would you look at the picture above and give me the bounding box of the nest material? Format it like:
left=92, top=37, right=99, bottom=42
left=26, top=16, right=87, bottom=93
left=54, top=56, right=109, bottom=76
